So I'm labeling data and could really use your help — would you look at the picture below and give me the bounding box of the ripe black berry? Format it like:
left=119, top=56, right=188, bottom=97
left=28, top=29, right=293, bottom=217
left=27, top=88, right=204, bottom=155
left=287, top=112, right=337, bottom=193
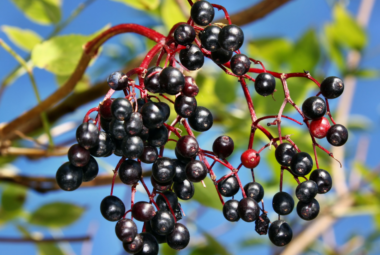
left=268, top=220, right=292, bottom=246
left=172, top=160, right=187, bottom=183
left=150, top=210, right=175, bottom=235
left=297, top=199, right=320, bottom=221
left=320, top=76, right=344, bottom=99
left=211, top=48, right=233, bottom=64
left=141, top=101, right=165, bottom=129
left=230, top=54, right=251, bottom=76
left=183, top=76, right=199, bottom=97
left=185, top=160, right=208, bottom=182
left=238, top=197, right=260, bottom=222
left=156, top=191, right=178, bottom=212
left=111, top=98, right=133, bottom=121
left=56, top=162, right=83, bottom=191
left=132, top=202, right=156, bottom=222
left=159, top=67, right=185, bottom=95
left=121, top=136, right=144, bottom=159
left=89, top=131, right=113, bottom=157
left=109, top=119, right=127, bottom=140
left=156, top=102, right=170, bottom=122
left=190, top=0, right=214, bottom=26
left=152, top=157, right=176, bottom=183
left=123, top=234, right=143, bottom=253
left=326, top=124, right=348, bottom=146
left=217, top=176, right=239, bottom=197
left=244, top=182, right=264, bottom=202
left=135, top=232, right=159, bottom=255
left=139, top=125, right=150, bottom=141
left=272, top=192, right=294, bottom=215
left=223, top=199, right=240, bottom=222
left=174, top=95, right=197, bottom=118
left=199, top=25, right=221, bottom=51
left=145, top=221, right=167, bottom=244
left=107, top=71, right=128, bottom=90
left=68, top=144, right=90, bottom=167
left=218, top=24, right=244, bottom=51
left=82, top=156, right=99, bottom=182
left=180, top=44, right=204, bottom=71
left=174, top=24, right=196, bottom=46
left=100, top=117, right=111, bottom=133
left=295, top=180, right=318, bottom=202
left=309, top=169, right=332, bottom=194
left=254, top=73, right=276, bottom=96
left=173, top=179, right=194, bottom=200
left=290, top=152, right=313, bottom=177
left=176, top=135, right=199, bottom=158
left=124, top=112, right=143, bottom=136
left=115, top=218, right=138, bottom=243
left=119, top=159, right=142, bottom=185
left=275, top=143, right=297, bottom=167
left=302, top=96, right=326, bottom=120
left=147, top=125, right=168, bottom=147
left=144, top=67, right=163, bottom=93
left=139, top=146, right=158, bottom=164
left=151, top=176, right=172, bottom=192
left=212, top=136, right=234, bottom=159
left=167, top=223, right=190, bottom=250
left=76, top=122, right=99, bottom=149
left=175, top=147, right=192, bottom=164
left=100, top=195, right=125, bottom=222
left=188, top=106, right=213, bottom=132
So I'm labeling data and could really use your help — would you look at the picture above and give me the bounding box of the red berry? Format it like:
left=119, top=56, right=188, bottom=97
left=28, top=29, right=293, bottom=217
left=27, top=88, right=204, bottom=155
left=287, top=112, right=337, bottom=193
left=99, top=98, right=114, bottom=120
left=310, top=117, right=331, bottom=139
left=241, top=149, right=260, bottom=168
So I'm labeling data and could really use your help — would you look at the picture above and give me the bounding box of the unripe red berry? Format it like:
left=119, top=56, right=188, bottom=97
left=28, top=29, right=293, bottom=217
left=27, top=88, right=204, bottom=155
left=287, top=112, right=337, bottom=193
left=310, top=117, right=331, bottom=139
left=241, top=149, right=260, bottom=168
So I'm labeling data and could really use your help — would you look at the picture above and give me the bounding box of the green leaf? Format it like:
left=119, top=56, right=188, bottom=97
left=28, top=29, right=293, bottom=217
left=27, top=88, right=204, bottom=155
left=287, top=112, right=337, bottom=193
left=352, top=69, right=379, bottom=79
left=240, top=237, right=267, bottom=248
left=37, top=243, right=65, bottom=255
left=2, top=26, right=42, bottom=52
left=1, top=184, right=27, bottom=212
left=161, top=0, right=187, bottom=31
left=11, top=0, right=61, bottom=25
left=160, top=243, right=178, bottom=255
left=214, top=73, right=237, bottom=104
left=28, top=202, right=85, bottom=228
left=192, top=177, right=222, bottom=211
left=290, top=29, right=320, bottom=72
left=112, top=0, right=160, bottom=11
left=324, top=24, right=345, bottom=70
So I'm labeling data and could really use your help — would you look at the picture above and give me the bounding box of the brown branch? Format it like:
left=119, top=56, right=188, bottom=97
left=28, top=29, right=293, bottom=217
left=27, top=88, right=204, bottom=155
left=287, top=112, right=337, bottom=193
left=0, top=146, right=69, bottom=157
left=0, top=236, right=91, bottom=243
left=215, top=0, right=291, bottom=26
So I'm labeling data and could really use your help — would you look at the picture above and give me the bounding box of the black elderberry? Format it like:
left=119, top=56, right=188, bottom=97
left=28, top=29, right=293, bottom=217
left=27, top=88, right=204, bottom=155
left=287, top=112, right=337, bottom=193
left=56, top=162, right=83, bottom=191
left=132, top=202, right=156, bottom=222
left=124, top=112, right=143, bottom=136
left=145, top=221, right=167, bottom=244
left=100, top=117, right=111, bottom=133
left=139, top=125, right=150, bottom=141
left=115, top=218, right=138, bottom=243
left=174, top=95, right=197, bottom=118
left=185, top=160, right=207, bottom=182
left=297, top=199, right=320, bottom=221
left=159, top=67, right=185, bottom=95
left=320, top=76, right=344, bottom=99
left=139, top=146, right=158, bottom=164
left=302, top=96, right=326, bottom=120
left=156, top=191, right=178, bottom=212
left=99, top=98, right=114, bottom=120
left=68, top=144, right=90, bottom=167
left=123, top=234, right=143, bottom=253
left=109, top=119, right=127, bottom=140
left=151, top=176, right=173, bottom=192
left=166, top=223, right=190, bottom=250
left=199, top=25, right=221, bottom=51
left=290, top=152, right=313, bottom=177
left=217, top=176, right=240, bottom=197
left=135, top=233, right=159, bottom=255
left=76, top=122, right=99, bottom=149
left=223, top=199, right=240, bottom=222
left=156, top=102, right=170, bottom=122
left=190, top=0, right=215, bottom=26
left=174, top=24, right=196, bottom=46
left=82, top=156, right=99, bottom=182
left=268, top=220, right=292, bottom=246
left=107, top=71, right=128, bottom=91
left=150, top=210, right=175, bottom=235
left=211, top=48, right=233, bottom=65
left=326, top=124, right=348, bottom=146
left=175, top=147, right=192, bottom=165
left=295, top=180, right=318, bottom=202
left=188, top=106, right=213, bottom=132
left=89, top=131, right=113, bottom=157
left=119, top=159, right=142, bottom=185
left=183, top=76, right=199, bottom=97
left=122, top=136, right=144, bottom=159
left=244, top=182, right=264, bottom=202
left=176, top=135, right=199, bottom=158
left=309, top=169, right=332, bottom=194
left=219, top=24, right=244, bottom=51
left=111, top=98, right=133, bottom=121
left=230, top=54, right=251, bottom=76
left=172, top=160, right=187, bottom=183
left=152, top=157, right=176, bottom=184
left=212, top=136, right=234, bottom=159
left=173, top=179, right=194, bottom=200
left=255, top=73, right=276, bottom=96
left=100, top=195, right=125, bottom=222
left=275, top=143, right=297, bottom=167
left=272, top=192, right=294, bottom=215
left=144, top=67, right=163, bottom=93
left=179, top=44, right=204, bottom=71
left=147, top=125, right=168, bottom=147
left=141, top=101, right=165, bottom=129
left=238, top=197, right=260, bottom=222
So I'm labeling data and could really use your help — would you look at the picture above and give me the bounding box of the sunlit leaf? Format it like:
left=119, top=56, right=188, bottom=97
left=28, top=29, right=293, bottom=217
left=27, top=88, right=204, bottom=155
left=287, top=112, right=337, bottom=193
left=1, top=184, right=27, bottom=212
left=240, top=236, right=267, bottom=247
left=37, top=243, right=65, bottom=255
left=112, top=0, right=160, bottom=11
left=2, top=26, right=42, bottom=52
left=11, top=0, right=61, bottom=25
left=56, top=74, right=90, bottom=92
left=192, top=177, right=222, bottom=211
left=160, top=243, right=178, bottom=255
left=324, top=24, right=345, bottom=71
left=351, top=69, right=379, bottom=79
left=214, top=73, right=237, bottom=104
left=161, top=0, right=187, bottom=31
left=290, top=29, right=320, bottom=72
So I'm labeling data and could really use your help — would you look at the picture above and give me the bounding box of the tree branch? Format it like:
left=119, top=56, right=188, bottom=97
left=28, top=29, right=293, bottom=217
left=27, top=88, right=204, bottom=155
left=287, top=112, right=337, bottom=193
left=0, top=236, right=91, bottom=243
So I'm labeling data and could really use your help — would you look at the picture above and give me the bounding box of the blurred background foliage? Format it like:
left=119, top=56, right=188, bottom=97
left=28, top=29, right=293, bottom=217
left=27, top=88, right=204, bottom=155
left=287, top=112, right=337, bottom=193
left=0, top=0, right=379, bottom=254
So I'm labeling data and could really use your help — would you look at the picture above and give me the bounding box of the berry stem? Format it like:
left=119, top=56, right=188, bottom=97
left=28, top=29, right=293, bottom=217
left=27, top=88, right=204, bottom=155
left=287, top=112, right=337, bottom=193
left=110, top=157, right=126, bottom=196
left=212, top=4, right=232, bottom=25
left=156, top=192, right=177, bottom=223
left=325, top=98, right=337, bottom=125
left=83, top=107, right=99, bottom=123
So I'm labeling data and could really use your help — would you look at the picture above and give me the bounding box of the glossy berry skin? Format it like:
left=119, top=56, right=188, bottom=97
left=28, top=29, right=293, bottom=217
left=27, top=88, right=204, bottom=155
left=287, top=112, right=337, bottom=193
left=296, top=180, right=318, bottom=202
left=213, top=136, right=234, bottom=159
left=111, top=98, right=133, bottom=121
left=56, top=162, right=83, bottom=191
left=152, top=157, right=176, bottom=184
left=241, top=149, right=260, bottom=168
left=185, top=160, right=208, bottom=182
left=244, top=182, right=264, bottom=202
left=156, top=191, right=178, bottom=212
left=167, top=223, right=190, bottom=250
left=159, top=67, right=185, bottom=95
left=183, top=76, right=199, bottom=97
left=172, top=160, right=187, bottom=183
left=100, top=195, right=125, bottom=222
left=218, top=176, right=240, bottom=197
left=190, top=0, right=214, bottom=26
left=113, top=139, right=124, bottom=157
left=100, top=117, right=111, bottom=133
left=238, top=197, right=260, bottom=222
left=151, top=176, right=172, bottom=192
left=82, top=156, right=99, bottom=182
left=173, top=179, right=194, bottom=200
left=272, top=192, right=294, bottom=215
left=150, top=210, right=175, bottom=235
left=199, top=25, right=221, bottom=51
left=176, top=135, right=199, bottom=158
left=107, top=71, right=128, bottom=90
left=147, top=125, right=168, bottom=147
left=68, top=144, right=90, bottom=167
left=268, top=220, right=292, bottom=246
left=175, top=95, right=197, bottom=118
left=211, top=48, right=233, bottom=64
left=255, top=73, right=276, bottom=96
left=141, top=101, right=165, bottom=129
left=310, top=117, right=331, bottom=139
left=320, top=76, right=344, bottom=99
left=297, top=199, right=320, bottom=221
left=145, top=221, right=167, bottom=244
left=175, top=147, right=192, bottom=165
left=144, top=66, right=163, bottom=93
left=219, top=24, right=244, bottom=51
left=139, top=146, right=158, bottom=164
left=132, top=202, right=156, bottom=222
left=115, top=218, right=138, bottom=243
left=223, top=199, right=240, bottom=222
left=119, top=159, right=142, bottom=185
left=122, top=136, right=144, bottom=159
left=99, top=98, right=114, bottom=120
left=125, top=112, right=143, bottom=136
left=309, top=169, right=332, bottom=194
left=290, top=152, right=313, bottom=177
left=302, top=96, right=326, bottom=120
left=188, top=106, right=213, bottom=132
left=275, top=143, right=297, bottom=167
left=180, top=44, right=204, bottom=71
left=89, top=131, right=113, bottom=157
left=135, top=233, right=159, bottom=255
left=123, top=234, right=143, bottom=253
left=76, top=122, right=99, bottom=149
left=109, top=119, right=126, bottom=140
left=230, top=54, right=251, bottom=76
left=156, top=102, right=170, bottom=122
left=174, top=24, right=196, bottom=46
left=326, top=124, right=348, bottom=146
left=139, top=125, right=149, bottom=141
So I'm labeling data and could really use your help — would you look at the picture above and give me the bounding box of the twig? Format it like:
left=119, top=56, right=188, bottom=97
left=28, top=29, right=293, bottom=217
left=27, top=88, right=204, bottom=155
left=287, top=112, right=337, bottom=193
left=0, top=236, right=91, bottom=243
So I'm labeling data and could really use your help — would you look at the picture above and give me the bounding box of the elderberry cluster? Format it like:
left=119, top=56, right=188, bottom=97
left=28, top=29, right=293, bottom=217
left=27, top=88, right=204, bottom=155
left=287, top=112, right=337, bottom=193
left=55, top=0, right=349, bottom=253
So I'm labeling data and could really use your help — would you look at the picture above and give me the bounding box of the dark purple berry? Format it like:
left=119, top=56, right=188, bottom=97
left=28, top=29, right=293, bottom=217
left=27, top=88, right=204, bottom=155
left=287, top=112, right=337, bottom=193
left=218, top=176, right=239, bottom=197
left=119, top=159, right=142, bottom=185
left=166, top=223, right=190, bottom=250
left=297, top=199, right=320, bottom=220
left=151, top=176, right=172, bottom=192
left=107, top=71, right=128, bottom=90
left=56, top=162, right=83, bottom=191
left=272, top=192, right=294, bottom=215
left=255, top=213, right=270, bottom=235
left=302, top=96, right=326, bottom=120
left=238, top=197, right=260, bottom=222
left=244, top=182, right=264, bottom=202
left=135, top=233, right=159, bottom=255
left=99, top=98, right=114, bottom=119
left=172, top=160, right=187, bottom=183
left=191, top=0, right=214, bottom=26
left=176, top=135, right=199, bottom=158
left=147, top=125, right=168, bottom=147
left=150, top=210, right=175, bottom=235
left=122, top=136, right=144, bottom=159
left=185, top=160, right=207, bottom=182
left=89, top=131, right=113, bottom=157
left=100, top=117, right=111, bottom=133
left=230, top=54, right=251, bottom=75
left=123, top=234, right=143, bottom=253
left=156, top=191, right=178, bottom=212
left=218, top=24, right=244, bottom=51
left=320, top=76, right=344, bottom=99
left=139, top=146, right=158, bottom=164
left=68, top=144, right=90, bottom=167
left=109, top=119, right=126, bottom=140
left=156, top=102, right=170, bottom=122
left=180, top=44, right=204, bottom=71
left=212, top=136, right=234, bottom=159
left=76, top=122, right=99, bottom=149
left=116, top=218, right=138, bottom=243
left=211, top=48, right=233, bottom=64
left=199, top=25, right=221, bottom=51
left=173, top=179, right=194, bottom=200
left=152, top=157, right=176, bottom=183
left=159, top=67, right=185, bottom=95
left=174, top=95, right=197, bottom=118
left=326, top=124, right=348, bottom=146
left=132, top=202, right=156, bottom=222
left=255, top=73, right=276, bottom=96
left=141, top=101, right=165, bottom=129
left=223, top=199, right=240, bottom=222
left=175, top=147, right=192, bottom=164
left=183, top=76, right=199, bottom=97
left=125, top=112, right=143, bottom=136
left=295, top=180, right=318, bottom=202
left=188, top=106, right=213, bottom=132
left=290, top=152, right=313, bottom=177
left=82, top=156, right=98, bottom=182
left=174, top=24, right=196, bottom=46
left=275, top=143, right=297, bottom=167
left=268, top=220, right=292, bottom=246
left=309, top=169, right=332, bottom=194
left=111, top=98, right=133, bottom=121
left=144, top=67, right=163, bottom=93
left=100, top=195, right=125, bottom=222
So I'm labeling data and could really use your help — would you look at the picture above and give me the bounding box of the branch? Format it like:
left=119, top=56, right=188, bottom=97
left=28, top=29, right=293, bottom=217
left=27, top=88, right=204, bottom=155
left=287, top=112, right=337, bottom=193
left=0, top=236, right=91, bottom=243
left=215, top=0, right=291, bottom=26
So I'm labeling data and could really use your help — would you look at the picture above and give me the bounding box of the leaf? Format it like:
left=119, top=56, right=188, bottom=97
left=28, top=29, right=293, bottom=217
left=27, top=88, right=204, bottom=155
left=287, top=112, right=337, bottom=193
left=324, top=24, right=345, bottom=70
left=160, top=243, right=178, bottom=255
left=112, top=0, right=160, bottom=11
left=37, top=243, right=65, bottom=255
left=352, top=69, right=379, bottom=79
left=347, top=114, right=372, bottom=131
left=240, top=237, right=267, bottom=248
left=161, top=0, right=187, bottom=31
left=192, top=177, right=222, bottom=211
left=28, top=202, right=85, bottom=228
left=214, top=73, right=237, bottom=104
left=2, top=26, right=42, bottom=52
left=290, top=29, right=320, bottom=72
left=1, top=184, right=27, bottom=212
left=11, top=0, right=61, bottom=25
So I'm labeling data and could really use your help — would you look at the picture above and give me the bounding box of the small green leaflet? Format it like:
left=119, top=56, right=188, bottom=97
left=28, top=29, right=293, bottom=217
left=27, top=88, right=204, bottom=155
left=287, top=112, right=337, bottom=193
left=2, top=26, right=42, bottom=52
left=11, top=0, right=62, bottom=25
left=112, top=0, right=160, bottom=11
